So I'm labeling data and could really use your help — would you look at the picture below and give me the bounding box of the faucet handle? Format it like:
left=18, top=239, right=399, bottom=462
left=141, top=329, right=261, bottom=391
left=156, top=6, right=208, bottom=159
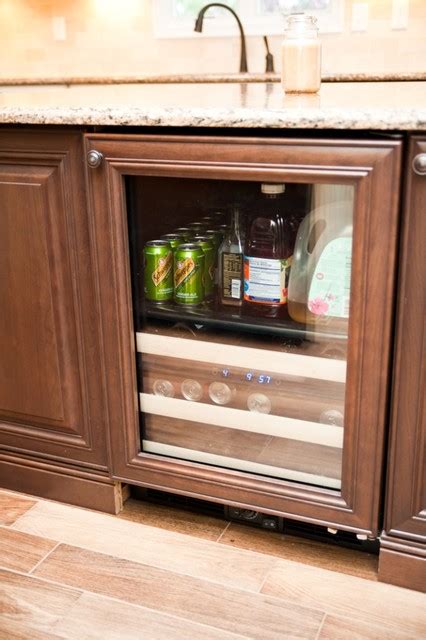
left=263, top=36, right=275, bottom=73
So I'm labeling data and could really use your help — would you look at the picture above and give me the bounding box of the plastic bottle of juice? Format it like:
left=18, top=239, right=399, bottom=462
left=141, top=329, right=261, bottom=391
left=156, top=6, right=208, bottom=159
left=243, top=184, right=292, bottom=308
left=287, top=186, right=353, bottom=330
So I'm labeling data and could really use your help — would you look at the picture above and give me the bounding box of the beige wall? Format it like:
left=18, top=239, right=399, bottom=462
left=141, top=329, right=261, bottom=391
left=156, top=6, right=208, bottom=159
left=1, top=0, right=426, bottom=80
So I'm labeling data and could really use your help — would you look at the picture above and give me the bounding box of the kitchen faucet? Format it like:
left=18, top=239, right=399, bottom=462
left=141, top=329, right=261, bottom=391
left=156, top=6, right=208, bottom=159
left=194, top=3, right=248, bottom=73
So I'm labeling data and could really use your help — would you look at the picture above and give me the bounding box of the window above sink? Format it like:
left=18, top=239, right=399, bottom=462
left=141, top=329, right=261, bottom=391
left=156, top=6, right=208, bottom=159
left=153, top=0, right=345, bottom=38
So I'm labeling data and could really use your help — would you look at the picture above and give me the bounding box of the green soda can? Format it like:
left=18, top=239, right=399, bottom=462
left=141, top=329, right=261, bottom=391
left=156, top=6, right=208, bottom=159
left=144, top=240, right=174, bottom=304
left=174, top=243, right=205, bottom=306
left=160, top=233, right=184, bottom=250
left=205, top=228, right=224, bottom=251
left=210, top=210, right=227, bottom=222
left=193, top=236, right=215, bottom=299
left=174, top=227, right=193, bottom=241
left=188, top=222, right=207, bottom=232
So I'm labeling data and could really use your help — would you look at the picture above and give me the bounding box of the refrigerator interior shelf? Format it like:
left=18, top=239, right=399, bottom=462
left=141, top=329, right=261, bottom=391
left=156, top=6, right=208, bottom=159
left=142, top=440, right=342, bottom=490
left=136, top=332, right=347, bottom=384
left=139, top=393, right=344, bottom=448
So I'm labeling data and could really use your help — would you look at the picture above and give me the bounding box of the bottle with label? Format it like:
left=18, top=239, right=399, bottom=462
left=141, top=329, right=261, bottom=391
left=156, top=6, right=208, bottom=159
left=243, top=184, right=292, bottom=308
left=218, top=206, right=244, bottom=306
left=287, top=186, right=353, bottom=330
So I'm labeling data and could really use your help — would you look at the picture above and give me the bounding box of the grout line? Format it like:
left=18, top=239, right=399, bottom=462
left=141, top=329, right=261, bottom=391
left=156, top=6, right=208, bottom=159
left=215, top=520, right=231, bottom=543
left=28, top=541, right=61, bottom=575
left=314, top=612, right=327, bottom=640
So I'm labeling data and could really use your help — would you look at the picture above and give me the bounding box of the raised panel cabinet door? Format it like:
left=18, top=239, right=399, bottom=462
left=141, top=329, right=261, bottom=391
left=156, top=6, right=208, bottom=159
left=0, top=130, right=108, bottom=469
left=379, top=136, right=426, bottom=591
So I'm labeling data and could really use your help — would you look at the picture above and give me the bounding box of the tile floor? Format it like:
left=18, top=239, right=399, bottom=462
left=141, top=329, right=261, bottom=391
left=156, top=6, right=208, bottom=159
left=0, top=488, right=425, bottom=639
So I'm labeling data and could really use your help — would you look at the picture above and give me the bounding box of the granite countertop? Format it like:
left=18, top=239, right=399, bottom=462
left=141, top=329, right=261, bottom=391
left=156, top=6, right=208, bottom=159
left=1, top=71, right=425, bottom=85
left=0, top=81, right=425, bottom=130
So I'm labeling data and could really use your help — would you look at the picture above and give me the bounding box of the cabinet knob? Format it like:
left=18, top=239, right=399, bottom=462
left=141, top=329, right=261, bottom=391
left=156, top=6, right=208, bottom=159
left=87, top=150, right=104, bottom=168
left=412, top=153, right=426, bottom=176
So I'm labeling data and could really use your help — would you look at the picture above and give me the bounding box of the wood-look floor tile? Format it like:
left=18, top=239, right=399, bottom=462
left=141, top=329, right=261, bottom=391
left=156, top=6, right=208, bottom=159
left=13, top=500, right=274, bottom=591
left=0, top=491, right=36, bottom=526
left=0, top=568, right=81, bottom=636
left=261, top=559, right=426, bottom=636
left=0, top=527, right=57, bottom=573
left=0, top=617, right=67, bottom=640
left=52, top=591, right=249, bottom=640
left=318, top=614, right=417, bottom=639
left=118, top=497, right=227, bottom=541
left=220, top=524, right=378, bottom=580
left=34, top=544, right=324, bottom=640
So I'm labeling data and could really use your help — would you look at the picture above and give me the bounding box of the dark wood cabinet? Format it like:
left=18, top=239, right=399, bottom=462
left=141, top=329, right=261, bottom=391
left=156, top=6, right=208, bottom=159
left=0, top=127, right=423, bottom=580
left=85, top=132, right=402, bottom=536
left=0, top=130, right=121, bottom=512
left=379, top=136, right=426, bottom=592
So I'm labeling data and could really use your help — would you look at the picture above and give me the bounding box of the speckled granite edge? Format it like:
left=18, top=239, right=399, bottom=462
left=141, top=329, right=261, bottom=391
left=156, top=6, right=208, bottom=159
left=1, top=105, right=425, bottom=130
left=1, top=71, right=426, bottom=86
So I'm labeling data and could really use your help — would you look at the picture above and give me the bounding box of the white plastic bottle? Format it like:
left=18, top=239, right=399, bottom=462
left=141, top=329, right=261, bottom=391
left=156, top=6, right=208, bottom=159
left=287, top=185, right=354, bottom=331
left=281, top=13, right=321, bottom=94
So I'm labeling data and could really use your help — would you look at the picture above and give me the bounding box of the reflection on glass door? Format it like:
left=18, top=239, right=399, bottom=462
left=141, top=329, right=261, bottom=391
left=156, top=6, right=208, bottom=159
left=127, top=176, right=354, bottom=490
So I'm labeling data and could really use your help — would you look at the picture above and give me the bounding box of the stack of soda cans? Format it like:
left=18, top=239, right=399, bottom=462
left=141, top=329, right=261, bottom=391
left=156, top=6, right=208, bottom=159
left=143, top=212, right=228, bottom=307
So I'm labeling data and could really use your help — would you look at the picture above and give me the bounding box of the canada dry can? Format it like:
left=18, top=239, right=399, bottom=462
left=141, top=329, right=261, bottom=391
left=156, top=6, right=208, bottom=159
left=205, top=228, right=224, bottom=251
left=188, top=222, right=207, bottom=232
left=194, top=230, right=218, bottom=249
left=174, top=227, right=193, bottom=241
left=144, top=240, right=173, bottom=303
left=193, top=236, right=215, bottom=298
left=160, top=233, right=184, bottom=250
left=174, top=243, right=205, bottom=305
left=207, top=209, right=226, bottom=221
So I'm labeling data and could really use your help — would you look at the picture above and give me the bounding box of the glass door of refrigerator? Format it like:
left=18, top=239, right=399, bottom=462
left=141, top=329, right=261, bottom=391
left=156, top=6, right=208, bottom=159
left=127, top=176, right=354, bottom=490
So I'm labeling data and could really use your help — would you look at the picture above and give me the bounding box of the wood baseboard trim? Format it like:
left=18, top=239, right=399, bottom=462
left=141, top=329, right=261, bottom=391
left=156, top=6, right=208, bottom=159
left=0, top=456, right=124, bottom=514
left=379, top=536, right=426, bottom=592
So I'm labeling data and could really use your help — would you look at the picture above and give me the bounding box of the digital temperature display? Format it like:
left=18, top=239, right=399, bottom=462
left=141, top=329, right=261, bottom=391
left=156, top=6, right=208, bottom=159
left=245, top=372, right=272, bottom=384
left=258, top=374, right=272, bottom=384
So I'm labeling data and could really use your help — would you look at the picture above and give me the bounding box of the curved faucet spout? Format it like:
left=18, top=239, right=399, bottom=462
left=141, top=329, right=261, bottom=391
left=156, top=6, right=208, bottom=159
left=194, top=3, right=248, bottom=73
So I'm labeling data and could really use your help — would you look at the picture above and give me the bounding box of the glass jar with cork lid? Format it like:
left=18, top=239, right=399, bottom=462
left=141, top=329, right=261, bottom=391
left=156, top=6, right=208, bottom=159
left=281, top=13, right=321, bottom=94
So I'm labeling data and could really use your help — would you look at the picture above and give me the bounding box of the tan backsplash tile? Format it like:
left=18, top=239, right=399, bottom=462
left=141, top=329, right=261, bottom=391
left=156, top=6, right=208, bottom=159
left=1, top=0, right=425, bottom=80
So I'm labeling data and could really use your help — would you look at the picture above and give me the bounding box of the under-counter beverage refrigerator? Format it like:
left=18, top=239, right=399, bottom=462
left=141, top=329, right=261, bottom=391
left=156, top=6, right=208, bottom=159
left=86, top=132, right=401, bottom=537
